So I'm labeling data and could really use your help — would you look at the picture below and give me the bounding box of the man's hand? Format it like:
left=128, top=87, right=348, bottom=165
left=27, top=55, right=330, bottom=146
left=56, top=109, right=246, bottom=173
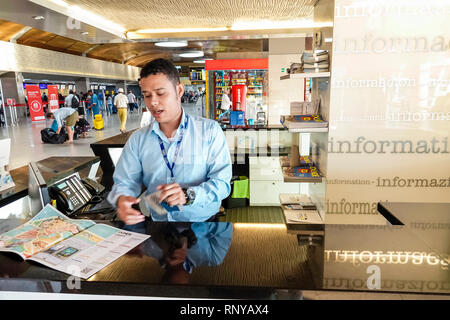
left=56, top=127, right=61, bottom=135
left=157, top=183, right=186, bottom=207
left=117, top=195, right=145, bottom=225
left=165, top=237, right=188, bottom=267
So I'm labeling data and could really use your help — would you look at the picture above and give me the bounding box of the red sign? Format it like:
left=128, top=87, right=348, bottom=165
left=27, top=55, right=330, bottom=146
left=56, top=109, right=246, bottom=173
left=47, top=85, right=59, bottom=112
left=205, top=59, right=268, bottom=71
left=26, top=85, right=45, bottom=121
left=6, top=98, right=15, bottom=106
left=232, top=84, right=247, bottom=118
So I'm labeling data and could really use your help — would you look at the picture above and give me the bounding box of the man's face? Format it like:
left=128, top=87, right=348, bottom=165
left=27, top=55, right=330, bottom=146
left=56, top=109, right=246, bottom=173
left=140, top=73, right=184, bottom=124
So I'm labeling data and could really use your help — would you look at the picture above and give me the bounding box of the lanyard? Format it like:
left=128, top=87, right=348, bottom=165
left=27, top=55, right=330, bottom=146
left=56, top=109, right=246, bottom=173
left=158, top=114, right=189, bottom=182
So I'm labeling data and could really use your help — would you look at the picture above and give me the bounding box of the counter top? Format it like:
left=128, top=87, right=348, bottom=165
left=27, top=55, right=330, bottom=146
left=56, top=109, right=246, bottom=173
left=220, top=124, right=286, bottom=130
left=90, top=129, right=137, bottom=147
left=0, top=203, right=448, bottom=298
left=0, top=157, right=100, bottom=207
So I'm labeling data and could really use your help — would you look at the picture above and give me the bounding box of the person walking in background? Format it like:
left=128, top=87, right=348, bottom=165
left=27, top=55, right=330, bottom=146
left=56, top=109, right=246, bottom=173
left=127, top=89, right=137, bottom=113
left=106, top=94, right=113, bottom=115
left=42, top=92, right=48, bottom=113
left=87, top=90, right=99, bottom=122
left=64, top=90, right=76, bottom=108
left=114, top=88, right=128, bottom=133
left=98, top=90, right=104, bottom=115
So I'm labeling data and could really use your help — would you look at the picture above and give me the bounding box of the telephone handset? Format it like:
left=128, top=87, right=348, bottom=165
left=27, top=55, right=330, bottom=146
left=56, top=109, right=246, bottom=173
left=49, top=173, right=99, bottom=216
left=83, top=177, right=105, bottom=195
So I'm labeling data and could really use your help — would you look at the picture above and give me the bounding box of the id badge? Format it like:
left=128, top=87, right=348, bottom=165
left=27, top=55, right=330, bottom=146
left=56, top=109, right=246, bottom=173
left=167, top=175, right=176, bottom=184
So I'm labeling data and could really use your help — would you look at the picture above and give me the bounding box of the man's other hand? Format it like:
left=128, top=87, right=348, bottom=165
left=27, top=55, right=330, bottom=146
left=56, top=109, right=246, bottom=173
left=117, top=195, right=145, bottom=225
left=157, top=183, right=186, bottom=207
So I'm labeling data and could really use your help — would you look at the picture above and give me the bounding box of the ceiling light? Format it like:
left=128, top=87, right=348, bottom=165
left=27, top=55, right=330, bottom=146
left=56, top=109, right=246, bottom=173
left=179, top=51, right=204, bottom=58
left=231, top=20, right=333, bottom=30
left=155, top=41, right=188, bottom=48
left=49, top=0, right=69, bottom=7
left=135, top=27, right=228, bottom=34
left=193, top=58, right=213, bottom=64
left=80, top=31, right=89, bottom=36
left=33, top=15, right=45, bottom=20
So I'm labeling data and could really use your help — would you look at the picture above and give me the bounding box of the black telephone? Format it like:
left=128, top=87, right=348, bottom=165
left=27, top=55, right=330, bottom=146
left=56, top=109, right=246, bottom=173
left=49, top=173, right=103, bottom=216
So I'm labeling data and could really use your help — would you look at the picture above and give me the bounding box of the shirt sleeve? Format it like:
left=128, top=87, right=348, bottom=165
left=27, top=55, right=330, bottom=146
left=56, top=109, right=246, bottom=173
left=190, top=121, right=232, bottom=206
left=107, top=134, right=144, bottom=207
left=54, top=112, right=63, bottom=127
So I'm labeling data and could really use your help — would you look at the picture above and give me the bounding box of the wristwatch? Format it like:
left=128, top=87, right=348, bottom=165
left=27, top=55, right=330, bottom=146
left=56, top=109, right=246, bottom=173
left=182, top=187, right=196, bottom=205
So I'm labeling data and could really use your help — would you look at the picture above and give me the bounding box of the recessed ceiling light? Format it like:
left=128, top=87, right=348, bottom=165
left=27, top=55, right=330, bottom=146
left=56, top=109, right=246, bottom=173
left=155, top=41, right=188, bottom=48
left=33, top=15, right=45, bottom=20
left=179, top=51, right=204, bottom=58
left=80, top=31, right=89, bottom=36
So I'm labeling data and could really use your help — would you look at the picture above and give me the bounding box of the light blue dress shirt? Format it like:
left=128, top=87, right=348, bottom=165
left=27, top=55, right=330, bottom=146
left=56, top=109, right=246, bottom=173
left=107, top=109, right=232, bottom=222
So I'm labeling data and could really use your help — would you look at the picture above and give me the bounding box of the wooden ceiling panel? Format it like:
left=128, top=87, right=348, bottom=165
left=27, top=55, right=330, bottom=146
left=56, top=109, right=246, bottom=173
left=126, top=52, right=173, bottom=68
left=16, top=28, right=56, bottom=47
left=0, top=19, right=27, bottom=41
left=45, top=35, right=78, bottom=51
left=64, top=41, right=97, bottom=55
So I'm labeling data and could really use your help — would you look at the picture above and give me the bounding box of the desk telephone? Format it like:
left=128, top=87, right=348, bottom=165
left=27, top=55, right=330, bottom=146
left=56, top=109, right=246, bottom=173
left=49, top=173, right=105, bottom=216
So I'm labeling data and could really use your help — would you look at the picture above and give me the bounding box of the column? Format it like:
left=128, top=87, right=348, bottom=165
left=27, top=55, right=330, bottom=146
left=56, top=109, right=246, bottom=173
left=0, top=72, right=26, bottom=118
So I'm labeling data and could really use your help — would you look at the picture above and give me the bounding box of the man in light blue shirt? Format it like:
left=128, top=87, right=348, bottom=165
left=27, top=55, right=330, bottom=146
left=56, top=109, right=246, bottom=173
left=107, top=58, right=232, bottom=223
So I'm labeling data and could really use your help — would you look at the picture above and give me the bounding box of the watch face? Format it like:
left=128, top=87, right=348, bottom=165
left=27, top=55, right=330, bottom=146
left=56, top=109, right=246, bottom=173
left=187, top=188, right=195, bottom=199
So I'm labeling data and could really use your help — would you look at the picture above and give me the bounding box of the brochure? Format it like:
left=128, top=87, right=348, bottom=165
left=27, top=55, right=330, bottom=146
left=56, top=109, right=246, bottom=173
left=0, top=204, right=150, bottom=279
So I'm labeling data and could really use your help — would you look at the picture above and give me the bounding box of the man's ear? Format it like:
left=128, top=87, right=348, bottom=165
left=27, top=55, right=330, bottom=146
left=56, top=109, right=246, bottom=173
left=176, top=83, right=185, bottom=99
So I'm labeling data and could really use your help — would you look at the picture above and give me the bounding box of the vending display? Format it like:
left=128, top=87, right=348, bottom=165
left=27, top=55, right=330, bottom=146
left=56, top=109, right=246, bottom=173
left=212, top=69, right=267, bottom=123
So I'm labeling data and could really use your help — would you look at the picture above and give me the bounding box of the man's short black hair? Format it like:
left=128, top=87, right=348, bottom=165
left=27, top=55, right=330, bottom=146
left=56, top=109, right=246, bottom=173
left=140, top=58, right=180, bottom=87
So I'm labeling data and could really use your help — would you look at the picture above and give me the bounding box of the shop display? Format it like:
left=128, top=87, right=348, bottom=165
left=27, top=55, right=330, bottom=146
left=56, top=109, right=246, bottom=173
left=212, top=69, right=267, bottom=123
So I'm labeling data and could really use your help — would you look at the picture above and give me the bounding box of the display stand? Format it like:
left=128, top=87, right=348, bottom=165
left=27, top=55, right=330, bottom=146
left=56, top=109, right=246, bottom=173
left=278, top=53, right=331, bottom=225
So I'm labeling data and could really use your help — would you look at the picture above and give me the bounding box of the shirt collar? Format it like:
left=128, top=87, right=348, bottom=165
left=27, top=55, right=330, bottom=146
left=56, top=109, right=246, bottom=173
left=151, top=107, right=187, bottom=142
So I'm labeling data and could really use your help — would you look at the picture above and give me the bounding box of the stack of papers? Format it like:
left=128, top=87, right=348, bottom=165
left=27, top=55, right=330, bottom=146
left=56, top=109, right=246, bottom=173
left=280, top=114, right=328, bottom=131
left=279, top=193, right=323, bottom=224
left=301, top=50, right=329, bottom=73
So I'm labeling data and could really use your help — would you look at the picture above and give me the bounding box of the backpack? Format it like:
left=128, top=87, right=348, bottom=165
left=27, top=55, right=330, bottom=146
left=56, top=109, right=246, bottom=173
left=41, top=127, right=67, bottom=144
left=71, top=94, right=80, bottom=108
left=74, top=118, right=91, bottom=134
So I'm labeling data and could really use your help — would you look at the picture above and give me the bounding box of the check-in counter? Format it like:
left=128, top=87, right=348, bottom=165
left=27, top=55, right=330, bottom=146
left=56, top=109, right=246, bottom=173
left=0, top=203, right=448, bottom=299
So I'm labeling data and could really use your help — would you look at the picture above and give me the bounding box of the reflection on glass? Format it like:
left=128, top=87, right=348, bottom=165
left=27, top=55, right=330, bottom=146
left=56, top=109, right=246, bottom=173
left=122, top=221, right=233, bottom=284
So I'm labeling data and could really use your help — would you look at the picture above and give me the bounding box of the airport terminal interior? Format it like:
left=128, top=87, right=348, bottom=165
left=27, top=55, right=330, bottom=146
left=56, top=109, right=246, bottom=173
left=0, top=0, right=448, bottom=300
